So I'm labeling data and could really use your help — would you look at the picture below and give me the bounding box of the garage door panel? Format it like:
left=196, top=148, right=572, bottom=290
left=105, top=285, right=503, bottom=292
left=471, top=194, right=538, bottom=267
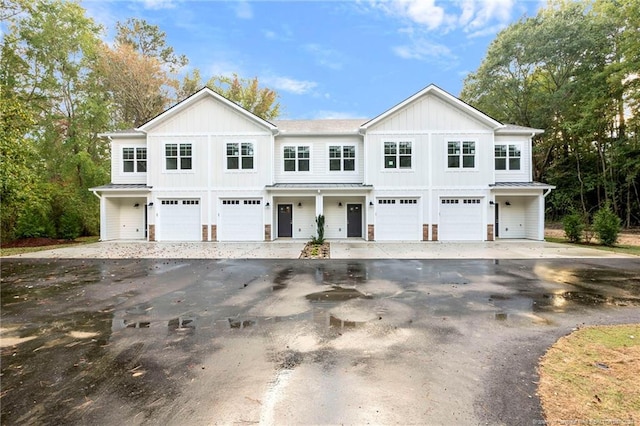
left=439, top=198, right=483, bottom=241
left=376, top=199, right=420, bottom=241
left=219, top=199, right=263, bottom=241
left=159, top=199, right=201, bottom=241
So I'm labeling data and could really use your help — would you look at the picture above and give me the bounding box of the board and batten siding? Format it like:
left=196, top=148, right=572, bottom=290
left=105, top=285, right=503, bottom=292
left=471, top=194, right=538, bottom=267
left=148, top=97, right=271, bottom=135
left=524, top=195, right=542, bottom=240
left=274, top=135, right=364, bottom=184
left=365, top=94, right=493, bottom=133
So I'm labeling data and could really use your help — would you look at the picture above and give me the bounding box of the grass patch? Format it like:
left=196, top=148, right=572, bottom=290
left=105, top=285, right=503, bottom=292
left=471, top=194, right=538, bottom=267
left=538, top=324, right=640, bottom=424
left=545, top=236, right=640, bottom=256
left=0, top=236, right=99, bottom=257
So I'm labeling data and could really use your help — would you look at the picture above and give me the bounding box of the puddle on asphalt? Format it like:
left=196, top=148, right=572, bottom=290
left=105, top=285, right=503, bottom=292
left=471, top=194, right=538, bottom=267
left=305, top=286, right=372, bottom=302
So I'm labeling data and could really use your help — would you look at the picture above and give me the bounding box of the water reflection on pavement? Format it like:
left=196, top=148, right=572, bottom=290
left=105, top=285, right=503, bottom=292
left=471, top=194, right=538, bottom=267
left=1, top=259, right=639, bottom=425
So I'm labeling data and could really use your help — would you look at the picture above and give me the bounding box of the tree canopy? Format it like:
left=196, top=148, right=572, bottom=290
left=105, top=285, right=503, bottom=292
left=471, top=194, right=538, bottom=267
left=0, top=0, right=281, bottom=242
left=461, top=0, right=640, bottom=227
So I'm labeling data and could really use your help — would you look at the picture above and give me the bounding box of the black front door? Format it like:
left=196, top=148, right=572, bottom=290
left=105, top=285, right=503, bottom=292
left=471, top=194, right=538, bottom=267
left=278, top=204, right=293, bottom=237
left=347, top=204, right=362, bottom=237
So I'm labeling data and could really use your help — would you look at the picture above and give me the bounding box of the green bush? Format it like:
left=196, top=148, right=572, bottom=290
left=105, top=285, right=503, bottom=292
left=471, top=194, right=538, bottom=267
left=592, top=204, right=621, bottom=246
left=311, top=214, right=325, bottom=244
left=562, top=212, right=585, bottom=243
left=58, top=210, right=82, bottom=240
left=15, top=206, right=53, bottom=239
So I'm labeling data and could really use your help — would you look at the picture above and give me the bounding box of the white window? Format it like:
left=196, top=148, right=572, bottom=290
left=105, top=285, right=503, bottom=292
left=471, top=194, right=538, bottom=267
left=329, top=145, right=356, bottom=171
left=447, top=141, right=475, bottom=169
left=284, top=146, right=310, bottom=172
left=494, top=144, right=521, bottom=170
left=384, top=141, right=412, bottom=169
left=165, top=143, right=192, bottom=170
left=123, top=147, right=146, bottom=173
left=226, top=142, right=254, bottom=170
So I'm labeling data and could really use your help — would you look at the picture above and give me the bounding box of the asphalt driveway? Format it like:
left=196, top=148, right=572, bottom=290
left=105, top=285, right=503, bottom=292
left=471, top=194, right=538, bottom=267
left=2, top=258, right=639, bottom=425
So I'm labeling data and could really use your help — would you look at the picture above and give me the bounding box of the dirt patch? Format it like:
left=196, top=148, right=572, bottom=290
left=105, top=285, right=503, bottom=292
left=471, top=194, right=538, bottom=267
left=545, top=228, right=640, bottom=246
left=538, top=324, right=640, bottom=424
left=299, top=242, right=330, bottom=259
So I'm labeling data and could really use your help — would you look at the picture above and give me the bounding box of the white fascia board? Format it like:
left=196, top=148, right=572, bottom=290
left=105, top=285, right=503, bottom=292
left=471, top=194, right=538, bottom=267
left=137, top=87, right=278, bottom=134
left=360, top=84, right=503, bottom=132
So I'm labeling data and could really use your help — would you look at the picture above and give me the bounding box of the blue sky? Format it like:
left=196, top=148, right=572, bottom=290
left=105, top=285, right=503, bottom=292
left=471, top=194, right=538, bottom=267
left=85, top=0, right=544, bottom=120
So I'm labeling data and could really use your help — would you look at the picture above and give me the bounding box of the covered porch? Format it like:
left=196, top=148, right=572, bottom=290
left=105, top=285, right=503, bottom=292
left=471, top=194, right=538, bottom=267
left=490, top=182, right=554, bottom=241
left=90, top=184, right=152, bottom=241
left=265, top=183, right=373, bottom=240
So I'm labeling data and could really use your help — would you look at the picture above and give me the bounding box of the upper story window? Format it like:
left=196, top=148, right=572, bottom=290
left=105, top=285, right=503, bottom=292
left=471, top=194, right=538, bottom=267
left=123, top=147, right=146, bottom=173
left=447, top=141, right=475, bottom=169
left=227, top=142, right=254, bottom=170
left=165, top=143, right=192, bottom=170
left=284, top=146, right=310, bottom=172
left=329, top=145, right=356, bottom=171
left=494, top=144, right=521, bottom=170
left=384, top=141, right=412, bottom=169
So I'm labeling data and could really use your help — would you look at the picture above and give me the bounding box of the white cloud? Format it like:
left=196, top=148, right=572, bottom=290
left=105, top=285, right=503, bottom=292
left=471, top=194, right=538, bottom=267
left=234, top=1, right=253, bottom=20
left=141, top=0, right=177, bottom=10
left=263, top=76, right=318, bottom=95
left=464, top=0, right=513, bottom=31
left=366, top=0, right=516, bottom=36
left=392, top=38, right=456, bottom=64
left=304, top=44, right=344, bottom=70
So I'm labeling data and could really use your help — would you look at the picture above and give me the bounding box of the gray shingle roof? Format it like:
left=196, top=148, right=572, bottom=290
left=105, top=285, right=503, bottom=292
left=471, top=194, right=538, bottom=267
left=273, top=119, right=367, bottom=135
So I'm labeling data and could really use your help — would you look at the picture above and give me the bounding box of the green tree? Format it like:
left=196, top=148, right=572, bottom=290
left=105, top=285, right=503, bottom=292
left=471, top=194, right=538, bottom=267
left=3, top=0, right=109, bottom=240
left=178, top=71, right=281, bottom=120
left=461, top=0, right=640, bottom=227
left=115, top=18, right=188, bottom=72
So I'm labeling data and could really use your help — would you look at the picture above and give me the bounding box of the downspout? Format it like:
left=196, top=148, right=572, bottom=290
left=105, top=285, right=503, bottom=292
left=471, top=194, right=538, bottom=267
left=543, top=188, right=552, bottom=198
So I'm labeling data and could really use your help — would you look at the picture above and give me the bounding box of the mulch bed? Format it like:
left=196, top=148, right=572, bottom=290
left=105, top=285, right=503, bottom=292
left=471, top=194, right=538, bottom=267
left=1, top=237, right=80, bottom=249
left=299, top=242, right=330, bottom=259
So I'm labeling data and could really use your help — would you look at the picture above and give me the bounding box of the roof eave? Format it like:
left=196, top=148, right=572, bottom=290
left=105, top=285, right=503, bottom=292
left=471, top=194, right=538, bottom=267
left=137, top=87, right=278, bottom=133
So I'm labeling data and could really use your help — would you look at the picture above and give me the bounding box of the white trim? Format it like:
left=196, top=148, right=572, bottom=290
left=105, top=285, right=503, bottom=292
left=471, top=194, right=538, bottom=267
left=224, top=140, right=257, bottom=172
left=138, top=87, right=278, bottom=133
left=120, top=145, right=148, bottom=176
left=162, top=141, right=195, bottom=174
left=445, top=139, right=479, bottom=172
left=493, top=142, right=523, bottom=171
left=367, top=130, right=494, bottom=136
left=381, top=138, right=415, bottom=172
left=282, top=144, right=312, bottom=173
left=360, top=84, right=503, bottom=131
left=326, top=142, right=358, bottom=174
left=148, top=131, right=271, bottom=137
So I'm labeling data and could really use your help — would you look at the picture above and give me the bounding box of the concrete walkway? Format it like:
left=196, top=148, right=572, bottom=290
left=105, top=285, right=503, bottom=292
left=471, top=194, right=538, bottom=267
left=4, top=239, right=636, bottom=259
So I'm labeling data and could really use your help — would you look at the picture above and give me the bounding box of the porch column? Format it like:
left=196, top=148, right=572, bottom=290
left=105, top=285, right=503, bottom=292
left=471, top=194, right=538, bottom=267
left=315, top=192, right=323, bottom=216
left=538, top=194, right=545, bottom=241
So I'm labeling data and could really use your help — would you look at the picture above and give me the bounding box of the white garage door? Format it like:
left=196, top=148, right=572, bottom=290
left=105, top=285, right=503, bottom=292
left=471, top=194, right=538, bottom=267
left=376, top=198, right=420, bottom=241
left=439, top=198, right=483, bottom=241
left=218, top=199, right=263, bottom=241
left=158, top=199, right=201, bottom=241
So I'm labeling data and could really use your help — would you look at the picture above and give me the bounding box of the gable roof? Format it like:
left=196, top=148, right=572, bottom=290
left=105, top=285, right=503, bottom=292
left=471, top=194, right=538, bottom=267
left=136, top=87, right=278, bottom=133
left=359, top=84, right=504, bottom=132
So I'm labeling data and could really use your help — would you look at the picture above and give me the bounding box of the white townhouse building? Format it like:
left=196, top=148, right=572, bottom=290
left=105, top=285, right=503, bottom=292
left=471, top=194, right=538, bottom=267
left=90, top=84, right=554, bottom=242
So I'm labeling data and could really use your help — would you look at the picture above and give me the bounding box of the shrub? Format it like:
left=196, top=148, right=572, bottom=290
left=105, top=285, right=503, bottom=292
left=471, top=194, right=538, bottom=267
left=311, top=214, right=325, bottom=244
left=58, top=210, right=82, bottom=240
left=592, top=204, right=621, bottom=246
left=562, top=212, right=585, bottom=243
